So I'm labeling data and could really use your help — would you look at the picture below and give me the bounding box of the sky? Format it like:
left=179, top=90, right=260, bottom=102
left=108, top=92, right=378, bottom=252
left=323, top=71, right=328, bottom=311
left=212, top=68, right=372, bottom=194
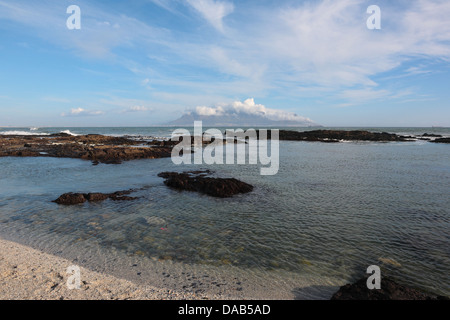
left=0, top=0, right=449, bottom=127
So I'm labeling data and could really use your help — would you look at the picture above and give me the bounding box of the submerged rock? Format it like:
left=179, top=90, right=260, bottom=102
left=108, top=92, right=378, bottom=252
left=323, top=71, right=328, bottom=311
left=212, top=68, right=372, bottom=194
left=53, top=190, right=138, bottom=205
left=109, top=190, right=138, bottom=201
left=158, top=171, right=253, bottom=198
left=331, top=277, right=449, bottom=300
left=85, top=193, right=109, bottom=202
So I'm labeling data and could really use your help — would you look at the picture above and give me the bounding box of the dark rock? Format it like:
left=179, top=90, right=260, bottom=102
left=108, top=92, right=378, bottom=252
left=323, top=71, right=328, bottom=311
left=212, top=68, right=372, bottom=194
left=256, top=130, right=410, bottom=142
left=0, top=134, right=174, bottom=164
left=53, top=189, right=139, bottom=205
left=422, top=133, right=442, bottom=137
left=331, top=277, right=449, bottom=300
left=158, top=171, right=253, bottom=198
left=110, top=190, right=133, bottom=197
left=52, top=132, right=71, bottom=137
left=85, top=193, right=109, bottom=202
left=430, top=138, right=450, bottom=144
left=109, top=195, right=138, bottom=201
left=101, top=159, right=123, bottom=165
left=53, top=193, right=87, bottom=205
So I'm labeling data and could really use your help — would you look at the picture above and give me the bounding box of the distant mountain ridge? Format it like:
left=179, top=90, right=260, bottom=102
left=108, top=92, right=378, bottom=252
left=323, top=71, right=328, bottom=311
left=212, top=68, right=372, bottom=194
left=168, top=113, right=320, bottom=127
left=167, top=99, right=321, bottom=127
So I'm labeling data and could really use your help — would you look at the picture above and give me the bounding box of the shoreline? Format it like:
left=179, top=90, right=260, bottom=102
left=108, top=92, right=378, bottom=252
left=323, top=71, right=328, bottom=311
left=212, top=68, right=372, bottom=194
left=1, top=130, right=448, bottom=299
left=1, top=130, right=447, bottom=166
left=0, top=235, right=340, bottom=300
left=0, top=237, right=221, bottom=300
left=2, top=237, right=446, bottom=300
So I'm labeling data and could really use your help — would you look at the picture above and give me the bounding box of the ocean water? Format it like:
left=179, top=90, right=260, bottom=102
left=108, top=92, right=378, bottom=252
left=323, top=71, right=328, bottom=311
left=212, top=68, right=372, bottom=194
left=0, top=127, right=449, bottom=299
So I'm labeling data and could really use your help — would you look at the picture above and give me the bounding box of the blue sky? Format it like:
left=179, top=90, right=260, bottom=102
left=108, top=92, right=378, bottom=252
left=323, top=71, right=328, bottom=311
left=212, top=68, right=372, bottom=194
left=0, top=0, right=449, bottom=127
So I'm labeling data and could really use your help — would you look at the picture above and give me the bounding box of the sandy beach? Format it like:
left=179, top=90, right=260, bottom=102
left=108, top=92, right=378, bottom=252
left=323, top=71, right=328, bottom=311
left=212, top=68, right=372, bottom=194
left=0, top=238, right=218, bottom=300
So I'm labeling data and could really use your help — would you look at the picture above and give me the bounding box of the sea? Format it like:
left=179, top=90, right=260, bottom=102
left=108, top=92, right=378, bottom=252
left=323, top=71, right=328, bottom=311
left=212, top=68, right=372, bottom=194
left=0, top=126, right=449, bottom=299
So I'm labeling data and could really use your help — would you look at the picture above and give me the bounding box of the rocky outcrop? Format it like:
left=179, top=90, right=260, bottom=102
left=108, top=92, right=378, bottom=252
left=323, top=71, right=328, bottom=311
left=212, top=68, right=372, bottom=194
left=430, top=138, right=450, bottom=143
left=331, top=277, right=449, bottom=300
left=0, top=133, right=173, bottom=164
left=257, top=130, right=411, bottom=142
left=158, top=171, right=253, bottom=198
left=53, top=190, right=138, bottom=205
left=53, top=193, right=88, bottom=205
left=422, top=133, right=442, bottom=137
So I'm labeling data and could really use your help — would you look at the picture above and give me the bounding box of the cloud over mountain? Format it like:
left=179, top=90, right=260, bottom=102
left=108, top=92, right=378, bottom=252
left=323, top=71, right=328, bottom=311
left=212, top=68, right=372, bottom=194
left=168, top=99, right=319, bottom=126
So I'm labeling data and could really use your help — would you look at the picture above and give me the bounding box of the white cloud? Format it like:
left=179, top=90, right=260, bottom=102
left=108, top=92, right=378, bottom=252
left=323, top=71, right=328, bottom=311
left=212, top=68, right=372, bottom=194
left=199, top=0, right=450, bottom=98
left=2, top=0, right=450, bottom=111
left=186, top=0, right=234, bottom=32
left=0, top=0, right=171, bottom=59
left=61, top=108, right=105, bottom=117
left=195, top=105, right=225, bottom=116
left=208, top=46, right=264, bottom=79
left=194, top=98, right=313, bottom=122
left=123, top=105, right=152, bottom=112
left=148, top=0, right=182, bottom=16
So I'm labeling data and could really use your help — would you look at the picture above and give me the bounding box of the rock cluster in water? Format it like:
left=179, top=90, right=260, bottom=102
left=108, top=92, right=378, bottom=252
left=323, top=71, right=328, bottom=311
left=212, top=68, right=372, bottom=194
left=0, top=133, right=173, bottom=164
left=331, top=277, right=449, bottom=300
left=53, top=190, right=138, bottom=205
left=258, top=130, right=411, bottom=142
left=158, top=171, right=253, bottom=198
left=1, top=130, right=447, bottom=166
left=430, top=137, right=450, bottom=143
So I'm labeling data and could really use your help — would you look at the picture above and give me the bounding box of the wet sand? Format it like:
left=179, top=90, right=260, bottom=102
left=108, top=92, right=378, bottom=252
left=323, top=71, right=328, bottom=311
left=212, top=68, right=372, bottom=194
left=0, top=236, right=343, bottom=300
left=0, top=238, right=219, bottom=300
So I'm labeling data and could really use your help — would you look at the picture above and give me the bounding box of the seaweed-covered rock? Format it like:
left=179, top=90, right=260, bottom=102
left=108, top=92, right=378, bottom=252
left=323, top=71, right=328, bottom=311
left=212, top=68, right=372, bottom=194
left=0, top=134, right=174, bottom=164
left=53, top=190, right=138, bottom=205
left=53, top=193, right=87, bottom=205
left=158, top=171, right=253, bottom=198
left=85, top=193, right=109, bottom=202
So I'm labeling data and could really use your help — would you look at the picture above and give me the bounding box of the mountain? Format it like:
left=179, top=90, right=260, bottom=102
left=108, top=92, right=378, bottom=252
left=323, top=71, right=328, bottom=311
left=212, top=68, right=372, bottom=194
left=168, top=112, right=320, bottom=127
left=167, top=99, right=321, bottom=127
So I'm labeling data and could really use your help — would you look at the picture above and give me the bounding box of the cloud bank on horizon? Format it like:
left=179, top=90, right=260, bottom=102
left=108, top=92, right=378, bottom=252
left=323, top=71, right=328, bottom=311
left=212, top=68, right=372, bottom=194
left=170, top=98, right=319, bottom=126
left=0, top=0, right=449, bottom=126
left=192, top=98, right=315, bottom=123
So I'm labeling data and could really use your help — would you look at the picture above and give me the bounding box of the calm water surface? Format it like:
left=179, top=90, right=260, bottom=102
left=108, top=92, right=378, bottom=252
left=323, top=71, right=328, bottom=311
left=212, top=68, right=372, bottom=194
left=0, top=127, right=449, bottom=298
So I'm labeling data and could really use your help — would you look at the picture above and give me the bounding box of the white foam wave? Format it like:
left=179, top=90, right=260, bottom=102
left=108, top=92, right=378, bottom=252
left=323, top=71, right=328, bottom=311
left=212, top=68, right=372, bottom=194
left=60, top=130, right=79, bottom=136
left=0, top=130, right=49, bottom=136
